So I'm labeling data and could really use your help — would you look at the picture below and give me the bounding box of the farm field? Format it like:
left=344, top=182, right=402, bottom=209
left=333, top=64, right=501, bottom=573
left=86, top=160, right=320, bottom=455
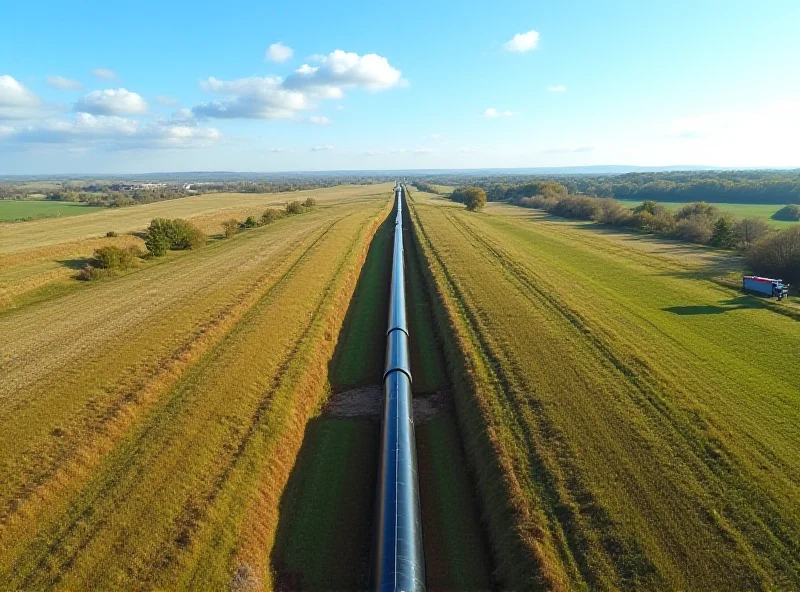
left=409, top=189, right=800, bottom=590
left=0, top=186, right=392, bottom=589
left=617, top=198, right=800, bottom=228
left=0, top=184, right=393, bottom=312
left=0, top=199, right=103, bottom=222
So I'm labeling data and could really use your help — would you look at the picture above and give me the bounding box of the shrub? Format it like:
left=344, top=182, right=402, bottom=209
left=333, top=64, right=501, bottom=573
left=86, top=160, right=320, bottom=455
left=285, top=201, right=304, bottom=215
left=773, top=204, right=800, bottom=221
left=145, top=218, right=206, bottom=256
left=673, top=216, right=713, bottom=244
left=594, top=199, right=633, bottom=225
left=261, top=208, right=284, bottom=225
left=77, top=265, right=111, bottom=281
left=92, top=245, right=138, bottom=269
left=303, top=197, right=317, bottom=208
left=747, top=226, right=800, bottom=284
left=243, top=216, right=258, bottom=228
left=222, top=219, right=239, bottom=238
left=106, top=231, right=118, bottom=237
left=675, top=201, right=719, bottom=222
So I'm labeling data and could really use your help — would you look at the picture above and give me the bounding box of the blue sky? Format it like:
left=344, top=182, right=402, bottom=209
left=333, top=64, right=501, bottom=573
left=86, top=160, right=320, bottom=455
left=2, top=0, right=799, bottom=174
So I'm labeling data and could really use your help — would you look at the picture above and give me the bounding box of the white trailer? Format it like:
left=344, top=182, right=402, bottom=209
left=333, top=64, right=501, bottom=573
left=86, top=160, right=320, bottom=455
left=742, top=276, right=789, bottom=300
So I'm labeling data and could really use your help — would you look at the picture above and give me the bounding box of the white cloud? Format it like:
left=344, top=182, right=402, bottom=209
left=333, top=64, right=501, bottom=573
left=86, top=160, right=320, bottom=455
left=414, top=147, right=433, bottom=154
left=193, top=50, right=402, bottom=121
left=284, top=50, right=403, bottom=95
left=310, top=144, right=333, bottom=151
left=267, top=147, right=288, bottom=152
left=543, top=146, right=594, bottom=154
left=156, top=95, right=179, bottom=106
left=170, top=108, right=195, bottom=122
left=504, top=30, right=540, bottom=52
left=92, top=68, right=117, bottom=79
left=75, top=88, right=148, bottom=115
left=0, top=75, right=42, bottom=119
left=47, top=75, right=83, bottom=90
left=194, top=76, right=309, bottom=119
left=309, top=115, right=332, bottom=125
left=483, top=107, right=516, bottom=118
left=266, top=42, right=294, bottom=63
left=548, top=85, right=566, bottom=92
left=1, top=112, right=219, bottom=150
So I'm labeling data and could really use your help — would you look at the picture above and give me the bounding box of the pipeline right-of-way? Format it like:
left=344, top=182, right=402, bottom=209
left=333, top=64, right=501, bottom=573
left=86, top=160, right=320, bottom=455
left=372, top=183, right=426, bottom=592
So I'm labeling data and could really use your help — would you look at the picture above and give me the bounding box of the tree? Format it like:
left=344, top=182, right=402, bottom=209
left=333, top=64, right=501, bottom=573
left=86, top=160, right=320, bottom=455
left=463, top=187, right=487, bottom=212
left=303, top=197, right=317, bottom=207
left=709, top=217, right=736, bottom=248
left=285, top=201, right=304, bottom=215
left=243, top=216, right=258, bottom=228
left=734, top=217, right=770, bottom=248
left=747, top=226, right=800, bottom=284
left=772, top=204, right=800, bottom=221
left=145, top=227, right=170, bottom=257
left=261, top=208, right=283, bottom=225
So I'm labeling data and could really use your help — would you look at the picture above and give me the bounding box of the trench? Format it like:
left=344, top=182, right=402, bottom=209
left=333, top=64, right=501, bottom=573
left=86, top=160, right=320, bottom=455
left=270, top=199, right=494, bottom=591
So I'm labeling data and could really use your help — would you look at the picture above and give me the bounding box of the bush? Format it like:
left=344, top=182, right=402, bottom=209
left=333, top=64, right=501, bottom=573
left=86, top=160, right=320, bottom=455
left=675, top=201, right=719, bottom=222
left=747, top=226, right=800, bottom=284
left=106, top=231, right=118, bottom=237
left=773, top=204, right=800, bottom=221
left=92, top=245, right=138, bottom=269
left=673, top=216, right=713, bottom=244
left=222, top=218, right=239, bottom=238
left=303, top=197, right=317, bottom=208
left=285, top=201, right=304, bottom=215
left=261, top=208, right=284, bottom=225
left=145, top=218, right=206, bottom=256
left=243, top=216, right=258, bottom=228
left=77, top=265, right=112, bottom=281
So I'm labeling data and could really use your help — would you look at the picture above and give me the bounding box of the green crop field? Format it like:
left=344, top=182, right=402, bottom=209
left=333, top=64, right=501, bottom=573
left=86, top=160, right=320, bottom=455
left=617, top=199, right=800, bottom=228
left=0, top=199, right=103, bottom=222
left=409, top=190, right=800, bottom=591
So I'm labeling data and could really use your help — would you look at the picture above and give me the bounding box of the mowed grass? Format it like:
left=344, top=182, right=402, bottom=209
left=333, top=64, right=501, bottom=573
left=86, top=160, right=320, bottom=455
left=0, top=191, right=391, bottom=590
left=617, top=198, right=800, bottom=228
left=409, top=191, right=800, bottom=590
left=0, top=199, right=103, bottom=222
left=0, top=183, right=394, bottom=313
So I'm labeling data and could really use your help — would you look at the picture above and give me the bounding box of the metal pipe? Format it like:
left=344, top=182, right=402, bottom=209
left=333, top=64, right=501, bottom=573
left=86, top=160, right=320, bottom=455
left=372, top=184, right=426, bottom=592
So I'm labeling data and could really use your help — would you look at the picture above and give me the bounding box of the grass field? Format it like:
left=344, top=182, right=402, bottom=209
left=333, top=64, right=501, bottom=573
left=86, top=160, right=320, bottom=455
left=409, top=190, right=800, bottom=590
left=0, top=199, right=103, bottom=222
left=0, top=185, right=394, bottom=313
left=617, top=199, right=800, bottom=228
left=270, top=199, right=492, bottom=591
left=0, top=186, right=392, bottom=590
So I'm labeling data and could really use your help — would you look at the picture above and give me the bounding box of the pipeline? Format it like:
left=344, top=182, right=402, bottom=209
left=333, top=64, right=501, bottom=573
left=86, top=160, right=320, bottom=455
left=372, top=183, right=426, bottom=592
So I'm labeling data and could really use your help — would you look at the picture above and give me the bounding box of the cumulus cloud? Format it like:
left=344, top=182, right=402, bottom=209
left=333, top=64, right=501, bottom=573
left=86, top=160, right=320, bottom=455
left=483, top=107, right=516, bottom=118
left=310, top=144, right=333, bottom=151
left=75, top=88, right=148, bottom=115
left=193, top=76, right=309, bottom=119
left=504, top=30, right=540, bottom=52
left=193, top=50, right=402, bottom=121
left=309, top=115, right=332, bottom=125
left=284, top=50, right=403, bottom=96
left=0, top=75, right=42, bottom=119
left=1, top=112, right=219, bottom=149
left=156, top=95, right=179, bottom=106
left=548, top=85, right=566, bottom=92
left=503, top=30, right=539, bottom=53
left=92, top=68, right=116, bottom=79
left=47, top=75, right=83, bottom=90
left=266, top=42, right=293, bottom=63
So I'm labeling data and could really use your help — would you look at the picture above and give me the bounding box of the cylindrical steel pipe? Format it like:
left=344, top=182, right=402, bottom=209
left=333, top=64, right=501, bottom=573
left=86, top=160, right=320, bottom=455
left=372, top=184, right=426, bottom=592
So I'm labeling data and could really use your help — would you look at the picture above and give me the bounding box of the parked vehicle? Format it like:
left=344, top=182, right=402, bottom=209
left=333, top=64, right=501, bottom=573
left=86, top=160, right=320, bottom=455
left=742, top=276, right=790, bottom=300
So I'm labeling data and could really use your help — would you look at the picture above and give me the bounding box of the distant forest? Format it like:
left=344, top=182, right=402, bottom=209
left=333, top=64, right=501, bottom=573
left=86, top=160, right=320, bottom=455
left=413, top=169, right=800, bottom=205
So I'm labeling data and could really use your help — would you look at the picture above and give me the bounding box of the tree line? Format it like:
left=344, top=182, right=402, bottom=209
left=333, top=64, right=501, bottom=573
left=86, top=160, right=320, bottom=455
left=445, top=180, right=800, bottom=286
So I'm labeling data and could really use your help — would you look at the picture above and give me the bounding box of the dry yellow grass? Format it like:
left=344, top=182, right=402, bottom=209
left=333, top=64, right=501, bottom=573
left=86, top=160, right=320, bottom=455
left=0, top=188, right=392, bottom=590
left=0, top=183, right=394, bottom=312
